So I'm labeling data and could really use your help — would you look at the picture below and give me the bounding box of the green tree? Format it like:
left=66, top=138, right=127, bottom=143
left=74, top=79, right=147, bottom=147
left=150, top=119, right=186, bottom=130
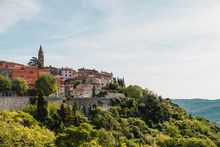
left=28, top=57, right=43, bottom=68
left=0, top=76, right=11, bottom=95
left=57, top=104, right=87, bottom=128
left=57, top=104, right=74, bottom=127
left=35, top=92, right=48, bottom=122
left=55, top=123, right=98, bottom=147
left=111, top=98, right=139, bottom=117
left=159, top=137, right=217, bottom=147
left=139, top=93, right=172, bottom=125
left=97, top=129, right=116, bottom=147
left=125, top=85, right=144, bottom=99
left=12, top=78, right=29, bottom=96
left=162, top=122, right=180, bottom=137
left=90, top=107, right=120, bottom=130
left=35, top=74, right=58, bottom=96
left=0, top=111, right=55, bottom=146
left=117, top=77, right=125, bottom=87
left=92, top=86, right=96, bottom=97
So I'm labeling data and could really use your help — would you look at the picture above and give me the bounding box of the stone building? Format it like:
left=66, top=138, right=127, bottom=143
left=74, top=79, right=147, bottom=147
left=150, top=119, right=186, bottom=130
left=46, top=66, right=61, bottom=76
left=53, top=75, right=65, bottom=97
left=78, top=68, right=113, bottom=87
left=84, top=76, right=102, bottom=91
left=68, top=84, right=93, bottom=98
left=60, top=67, right=77, bottom=81
left=63, top=68, right=114, bottom=98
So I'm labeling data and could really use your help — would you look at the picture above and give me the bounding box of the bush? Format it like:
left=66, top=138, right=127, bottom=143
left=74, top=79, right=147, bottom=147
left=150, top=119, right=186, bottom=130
left=0, top=111, right=55, bottom=146
left=29, top=96, right=38, bottom=105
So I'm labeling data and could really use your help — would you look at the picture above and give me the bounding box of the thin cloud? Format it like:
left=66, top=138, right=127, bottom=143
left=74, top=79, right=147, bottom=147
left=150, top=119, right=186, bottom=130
left=1, top=0, right=220, bottom=98
left=0, top=0, right=41, bottom=33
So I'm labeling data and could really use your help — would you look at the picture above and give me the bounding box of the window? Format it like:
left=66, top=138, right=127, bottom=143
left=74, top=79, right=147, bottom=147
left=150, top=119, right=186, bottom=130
left=29, top=70, right=34, bottom=74
left=19, top=75, right=24, bottom=78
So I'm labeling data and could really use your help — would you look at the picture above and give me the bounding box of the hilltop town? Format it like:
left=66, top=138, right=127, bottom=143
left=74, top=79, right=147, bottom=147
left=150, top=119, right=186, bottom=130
left=0, top=46, right=125, bottom=99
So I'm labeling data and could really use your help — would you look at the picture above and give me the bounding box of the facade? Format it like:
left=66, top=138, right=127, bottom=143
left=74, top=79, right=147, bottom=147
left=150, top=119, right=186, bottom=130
left=53, top=75, right=65, bottom=97
left=0, top=61, right=50, bottom=86
left=60, top=67, right=77, bottom=81
left=0, top=69, right=12, bottom=79
left=11, top=66, right=39, bottom=86
left=46, top=66, right=61, bottom=76
left=84, top=76, right=102, bottom=91
left=63, top=68, right=114, bottom=98
left=0, top=61, right=23, bottom=69
left=78, top=68, right=113, bottom=87
left=38, top=68, right=50, bottom=77
left=68, top=84, right=93, bottom=98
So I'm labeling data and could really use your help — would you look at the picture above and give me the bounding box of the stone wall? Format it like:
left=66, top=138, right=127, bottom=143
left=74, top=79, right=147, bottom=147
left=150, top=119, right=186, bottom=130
left=0, top=97, right=29, bottom=110
left=106, top=92, right=125, bottom=99
left=0, top=96, right=111, bottom=115
left=47, top=97, right=63, bottom=104
left=0, top=97, right=64, bottom=111
left=67, top=97, right=111, bottom=116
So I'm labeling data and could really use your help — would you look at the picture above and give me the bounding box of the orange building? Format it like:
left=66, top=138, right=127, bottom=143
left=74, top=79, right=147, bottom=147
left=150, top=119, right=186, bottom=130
left=0, top=46, right=50, bottom=86
left=0, top=61, right=24, bottom=69
left=0, top=61, right=50, bottom=86
left=12, top=66, right=50, bottom=86
left=11, top=66, right=38, bottom=85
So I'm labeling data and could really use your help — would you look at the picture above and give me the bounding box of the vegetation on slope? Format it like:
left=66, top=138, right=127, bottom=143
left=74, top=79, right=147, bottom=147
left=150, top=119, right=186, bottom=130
left=0, top=85, right=220, bottom=146
left=0, top=111, right=55, bottom=146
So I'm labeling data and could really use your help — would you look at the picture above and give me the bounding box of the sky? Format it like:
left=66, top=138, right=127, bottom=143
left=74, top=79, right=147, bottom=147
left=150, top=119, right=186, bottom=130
left=1, top=0, right=220, bottom=99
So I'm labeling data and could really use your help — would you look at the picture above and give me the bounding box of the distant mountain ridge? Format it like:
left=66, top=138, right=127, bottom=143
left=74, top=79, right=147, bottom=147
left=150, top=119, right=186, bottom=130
left=172, top=99, right=220, bottom=124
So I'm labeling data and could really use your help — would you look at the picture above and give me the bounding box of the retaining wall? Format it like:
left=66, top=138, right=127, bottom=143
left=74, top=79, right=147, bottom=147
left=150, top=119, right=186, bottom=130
left=0, top=97, right=29, bottom=110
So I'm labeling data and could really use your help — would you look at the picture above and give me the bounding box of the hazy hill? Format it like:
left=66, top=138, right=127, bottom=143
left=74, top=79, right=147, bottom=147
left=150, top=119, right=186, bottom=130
left=172, top=99, right=220, bottom=124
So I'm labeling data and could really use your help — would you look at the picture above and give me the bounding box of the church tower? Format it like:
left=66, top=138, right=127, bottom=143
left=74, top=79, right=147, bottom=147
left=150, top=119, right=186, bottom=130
left=38, top=45, right=44, bottom=67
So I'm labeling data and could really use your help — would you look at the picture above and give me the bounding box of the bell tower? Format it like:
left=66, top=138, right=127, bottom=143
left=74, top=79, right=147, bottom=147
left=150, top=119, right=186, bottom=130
left=38, top=45, right=44, bottom=67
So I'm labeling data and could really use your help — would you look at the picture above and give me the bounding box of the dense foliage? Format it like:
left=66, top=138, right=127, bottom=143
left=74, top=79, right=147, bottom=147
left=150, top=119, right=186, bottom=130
left=0, top=76, right=11, bottom=95
left=35, top=74, right=58, bottom=96
left=0, top=75, right=58, bottom=97
left=0, top=111, right=55, bottom=146
left=28, top=56, right=43, bottom=68
left=1, top=85, right=220, bottom=146
left=12, top=78, right=29, bottom=96
left=0, top=76, right=29, bottom=96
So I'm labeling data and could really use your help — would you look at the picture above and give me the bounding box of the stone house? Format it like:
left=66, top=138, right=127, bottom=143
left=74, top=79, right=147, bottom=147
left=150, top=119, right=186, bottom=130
left=68, top=84, right=93, bottom=98
left=60, top=67, right=77, bottom=81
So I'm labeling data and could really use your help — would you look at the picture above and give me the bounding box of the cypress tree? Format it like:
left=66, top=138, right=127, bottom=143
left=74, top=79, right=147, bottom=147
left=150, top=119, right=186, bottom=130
left=92, top=86, right=96, bottom=97
left=36, top=92, right=48, bottom=123
left=58, top=104, right=66, bottom=123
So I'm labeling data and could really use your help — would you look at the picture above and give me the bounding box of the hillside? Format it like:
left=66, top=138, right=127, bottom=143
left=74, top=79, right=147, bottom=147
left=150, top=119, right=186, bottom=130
left=1, top=83, right=220, bottom=146
left=172, top=99, right=220, bottom=124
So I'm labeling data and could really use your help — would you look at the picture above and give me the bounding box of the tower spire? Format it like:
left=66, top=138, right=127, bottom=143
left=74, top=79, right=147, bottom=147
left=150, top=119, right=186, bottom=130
left=38, top=45, right=44, bottom=67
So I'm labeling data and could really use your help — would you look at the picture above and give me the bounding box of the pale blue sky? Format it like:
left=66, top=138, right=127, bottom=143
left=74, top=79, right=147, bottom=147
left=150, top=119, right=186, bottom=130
left=1, top=0, right=220, bottom=99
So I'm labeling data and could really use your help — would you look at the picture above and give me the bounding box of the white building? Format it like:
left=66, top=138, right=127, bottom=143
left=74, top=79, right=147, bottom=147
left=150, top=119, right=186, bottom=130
left=60, top=67, right=77, bottom=81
